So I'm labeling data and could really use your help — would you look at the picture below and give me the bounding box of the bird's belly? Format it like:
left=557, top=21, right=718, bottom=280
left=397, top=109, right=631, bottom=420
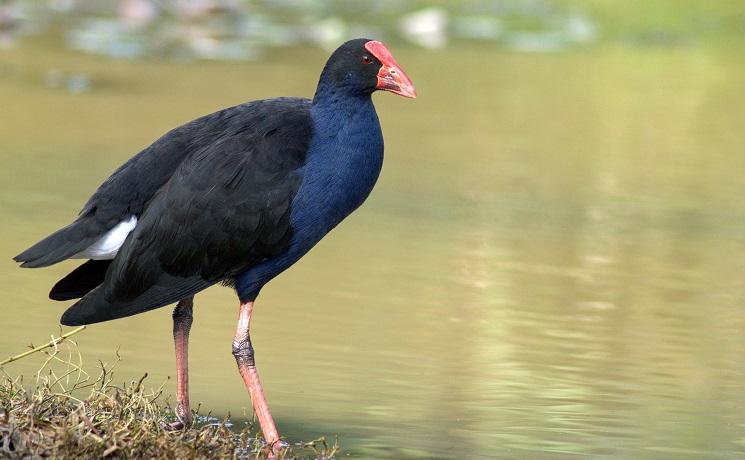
left=73, top=216, right=138, bottom=260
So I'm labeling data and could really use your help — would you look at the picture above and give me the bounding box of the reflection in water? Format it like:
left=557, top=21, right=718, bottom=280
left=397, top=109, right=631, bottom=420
left=2, top=44, right=745, bottom=459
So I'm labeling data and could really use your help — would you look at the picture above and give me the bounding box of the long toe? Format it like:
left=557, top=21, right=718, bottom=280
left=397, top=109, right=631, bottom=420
left=266, top=438, right=288, bottom=458
left=161, top=420, right=186, bottom=431
left=261, top=443, right=283, bottom=460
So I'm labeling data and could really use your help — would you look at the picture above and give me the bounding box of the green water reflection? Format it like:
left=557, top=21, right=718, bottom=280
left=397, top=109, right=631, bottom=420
left=3, top=42, right=745, bottom=459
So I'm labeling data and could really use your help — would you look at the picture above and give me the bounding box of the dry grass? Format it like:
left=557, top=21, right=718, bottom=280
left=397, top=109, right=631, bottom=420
left=0, top=334, right=339, bottom=459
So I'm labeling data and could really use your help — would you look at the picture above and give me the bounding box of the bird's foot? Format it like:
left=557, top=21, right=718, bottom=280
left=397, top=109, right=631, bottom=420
left=161, top=419, right=187, bottom=431
left=262, top=439, right=288, bottom=459
left=160, top=402, right=192, bottom=431
left=161, top=406, right=192, bottom=431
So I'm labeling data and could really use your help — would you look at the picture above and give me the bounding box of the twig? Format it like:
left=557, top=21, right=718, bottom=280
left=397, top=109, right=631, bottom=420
left=0, top=326, right=86, bottom=367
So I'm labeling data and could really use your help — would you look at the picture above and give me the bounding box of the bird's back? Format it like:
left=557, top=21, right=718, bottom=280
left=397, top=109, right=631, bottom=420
left=17, top=97, right=315, bottom=324
left=15, top=97, right=312, bottom=269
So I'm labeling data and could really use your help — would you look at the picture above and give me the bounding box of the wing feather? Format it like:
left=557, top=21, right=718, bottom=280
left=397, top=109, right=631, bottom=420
left=61, top=98, right=312, bottom=325
left=16, top=98, right=308, bottom=269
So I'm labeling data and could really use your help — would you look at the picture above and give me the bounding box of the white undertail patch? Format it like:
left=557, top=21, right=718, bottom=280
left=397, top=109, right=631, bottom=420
left=73, top=215, right=138, bottom=260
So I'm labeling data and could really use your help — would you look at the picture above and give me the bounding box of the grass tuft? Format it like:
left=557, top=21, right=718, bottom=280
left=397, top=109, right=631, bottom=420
left=0, top=335, right=339, bottom=459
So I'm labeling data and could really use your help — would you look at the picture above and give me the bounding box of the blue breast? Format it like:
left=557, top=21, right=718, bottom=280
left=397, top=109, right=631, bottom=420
left=235, top=93, right=384, bottom=300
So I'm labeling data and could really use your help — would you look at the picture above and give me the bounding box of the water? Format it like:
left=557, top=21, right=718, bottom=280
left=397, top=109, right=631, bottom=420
left=2, top=42, right=745, bottom=459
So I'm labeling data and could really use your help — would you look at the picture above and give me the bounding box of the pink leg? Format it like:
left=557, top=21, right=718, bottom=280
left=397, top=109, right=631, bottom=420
left=164, top=297, right=194, bottom=430
left=232, top=301, right=281, bottom=452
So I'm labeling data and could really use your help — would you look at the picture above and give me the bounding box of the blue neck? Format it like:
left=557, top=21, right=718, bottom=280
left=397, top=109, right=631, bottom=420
left=235, top=84, right=384, bottom=300
left=311, top=81, right=376, bottom=136
left=301, top=82, right=384, bottom=234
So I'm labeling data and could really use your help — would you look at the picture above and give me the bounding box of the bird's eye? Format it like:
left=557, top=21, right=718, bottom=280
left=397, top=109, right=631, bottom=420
left=361, top=55, right=373, bottom=65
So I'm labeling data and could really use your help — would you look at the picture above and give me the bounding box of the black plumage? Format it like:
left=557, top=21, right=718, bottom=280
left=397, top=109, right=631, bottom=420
left=16, top=100, right=305, bottom=268
left=49, top=259, right=111, bottom=300
left=60, top=98, right=311, bottom=324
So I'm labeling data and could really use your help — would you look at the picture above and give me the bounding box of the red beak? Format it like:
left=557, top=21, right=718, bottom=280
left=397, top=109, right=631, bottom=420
left=364, top=40, right=417, bottom=99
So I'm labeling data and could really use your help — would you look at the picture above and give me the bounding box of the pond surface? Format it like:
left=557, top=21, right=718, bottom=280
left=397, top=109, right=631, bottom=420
left=2, top=42, right=745, bottom=459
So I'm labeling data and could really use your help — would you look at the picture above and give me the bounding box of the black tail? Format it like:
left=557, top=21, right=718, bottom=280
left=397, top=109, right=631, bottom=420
left=14, top=219, right=102, bottom=268
left=50, top=260, right=112, bottom=301
left=61, top=274, right=212, bottom=326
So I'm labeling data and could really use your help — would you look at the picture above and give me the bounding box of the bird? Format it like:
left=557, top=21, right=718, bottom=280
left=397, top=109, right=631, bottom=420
left=13, top=38, right=415, bottom=451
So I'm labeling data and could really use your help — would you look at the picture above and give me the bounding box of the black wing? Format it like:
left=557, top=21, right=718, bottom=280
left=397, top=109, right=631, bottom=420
left=60, top=98, right=312, bottom=325
left=50, top=260, right=113, bottom=301
left=15, top=99, right=304, bottom=268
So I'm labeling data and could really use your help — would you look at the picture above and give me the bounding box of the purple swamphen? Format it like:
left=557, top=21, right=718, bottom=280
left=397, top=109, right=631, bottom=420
left=13, top=38, right=416, bottom=450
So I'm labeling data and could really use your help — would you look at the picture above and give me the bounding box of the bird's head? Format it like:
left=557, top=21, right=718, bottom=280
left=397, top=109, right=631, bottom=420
left=317, top=38, right=416, bottom=99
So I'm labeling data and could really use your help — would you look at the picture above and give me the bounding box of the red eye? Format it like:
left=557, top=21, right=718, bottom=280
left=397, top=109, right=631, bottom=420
left=362, top=55, right=373, bottom=64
